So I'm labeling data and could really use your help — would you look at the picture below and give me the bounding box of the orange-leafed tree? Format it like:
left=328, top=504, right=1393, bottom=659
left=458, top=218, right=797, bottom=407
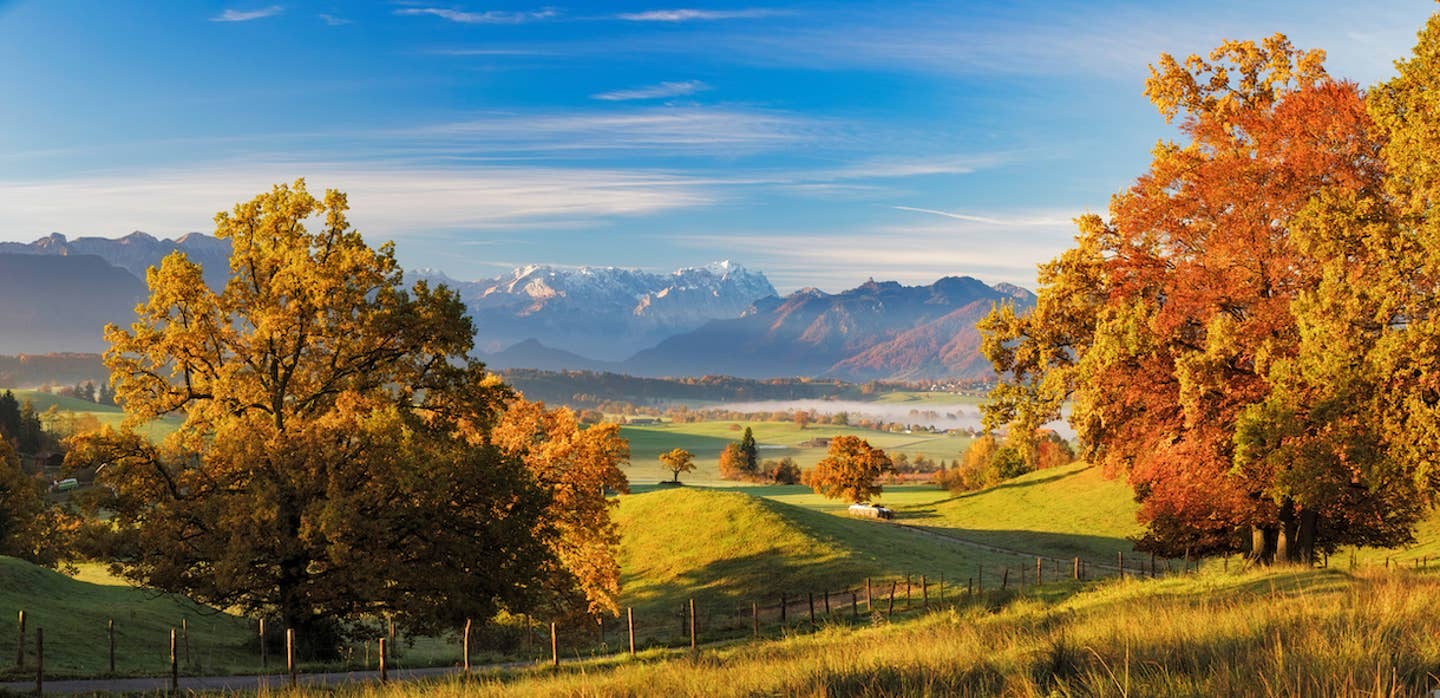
left=980, top=34, right=1402, bottom=563
left=803, top=435, right=894, bottom=503
left=493, top=397, right=630, bottom=619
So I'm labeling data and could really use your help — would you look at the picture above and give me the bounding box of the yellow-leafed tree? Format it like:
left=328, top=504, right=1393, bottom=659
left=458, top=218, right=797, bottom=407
left=68, top=181, right=557, bottom=659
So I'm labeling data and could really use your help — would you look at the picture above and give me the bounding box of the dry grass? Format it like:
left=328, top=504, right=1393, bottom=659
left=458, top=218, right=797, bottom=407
left=289, top=566, right=1440, bottom=697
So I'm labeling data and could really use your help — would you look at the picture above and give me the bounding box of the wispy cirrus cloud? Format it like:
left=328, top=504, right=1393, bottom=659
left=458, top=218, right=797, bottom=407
left=318, top=13, right=351, bottom=26
left=397, top=107, right=824, bottom=156
left=395, top=7, right=558, bottom=24
left=210, top=5, right=283, bottom=22
left=592, top=80, right=709, bottom=102
left=617, top=8, right=787, bottom=22
left=0, top=164, right=713, bottom=241
left=893, top=205, right=1072, bottom=227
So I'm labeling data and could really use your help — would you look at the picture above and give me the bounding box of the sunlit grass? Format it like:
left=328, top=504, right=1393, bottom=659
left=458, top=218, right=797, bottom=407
left=296, top=566, right=1440, bottom=697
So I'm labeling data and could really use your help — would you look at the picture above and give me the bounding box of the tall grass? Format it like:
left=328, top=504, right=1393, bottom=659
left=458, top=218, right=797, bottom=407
left=308, top=567, right=1440, bottom=697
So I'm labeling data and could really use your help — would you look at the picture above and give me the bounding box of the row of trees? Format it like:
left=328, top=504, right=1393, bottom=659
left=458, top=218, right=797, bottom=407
left=935, top=431, right=1075, bottom=494
left=980, top=19, right=1440, bottom=562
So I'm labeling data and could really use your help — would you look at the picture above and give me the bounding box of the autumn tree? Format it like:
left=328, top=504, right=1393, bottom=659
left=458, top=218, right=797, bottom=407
left=659, top=448, right=695, bottom=483
left=980, top=35, right=1403, bottom=562
left=493, top=397, right=629, bottom=619
left=803, top=435, right=893, bottom=503
left=67, top=181, right=555, bottom=658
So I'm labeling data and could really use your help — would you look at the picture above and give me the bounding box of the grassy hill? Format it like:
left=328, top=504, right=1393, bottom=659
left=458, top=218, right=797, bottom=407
left=0, top=558, right=255, bottom=679
left=8, top=388, right=179, bottom=442
left=386, top=566, right=1440, bottom=697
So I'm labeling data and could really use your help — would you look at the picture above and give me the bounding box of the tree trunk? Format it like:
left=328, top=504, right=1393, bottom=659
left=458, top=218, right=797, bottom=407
left=1295, top=507, right=1318, bottom=566
left=1246, top=525, right=1276, bottom=565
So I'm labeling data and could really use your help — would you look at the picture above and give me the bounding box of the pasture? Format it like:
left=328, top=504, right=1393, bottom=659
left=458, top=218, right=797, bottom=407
left=620, top=419, right=971, bottom=487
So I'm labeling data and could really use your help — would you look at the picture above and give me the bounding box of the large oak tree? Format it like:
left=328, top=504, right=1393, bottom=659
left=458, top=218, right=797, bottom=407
left=69, top=181, right=556, bottom=657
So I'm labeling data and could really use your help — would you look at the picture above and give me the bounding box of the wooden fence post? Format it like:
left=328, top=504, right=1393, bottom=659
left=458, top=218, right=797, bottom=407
left=259, top=618, right=267, bottom=670
left=1037, top=557, right=1043, bottom=585
left=865, top=578, right=872, bottom=612
left=182, top=618, right=191, bottom=669
left=462, top=618, right=471, bottom=676
left=379, top=637, right=388, bottom=682
left=824, top=590, right=831, bottom=615
left=780, top=593, right=787, bottom=623
left=34, top=627, right=41, bottom=697
left=107, top=619, right=115, bottom=675
left=15, top=610, right=24, bottom=668
left=551, top=622, right=559, bottom=668
left=1002, top=567, right=1009, bottom=590
left=808, top=592, right=815, bottom=628
left=887, top=581, right=897, bottom=616
left=689, top=599, right=698, bottom=650
left=286, top=628, right=295, bottom=688
left=1118, top=552, right=1124, bottom=579
left=628, top=608, right=636, bottom=655
left=1073, top=557, right=1080, bottom=580
left=905, top=574, right=912, bottom=609
left=851, top=592, right=858, bottom=621
left=938, top=575, right=944, bottom=603
left=751, top=603, right=758, bottom=639
left=169, top=628, right=178, bottom=696
left=921, top=575, right=928, bottom=608
left=968, top=577, right=973, bottom=596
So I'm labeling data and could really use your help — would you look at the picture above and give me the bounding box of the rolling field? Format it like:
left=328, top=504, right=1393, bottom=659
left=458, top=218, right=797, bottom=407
left=8, top=388, right=179, bottom=442
left=621, top=419, right=971, bottom=486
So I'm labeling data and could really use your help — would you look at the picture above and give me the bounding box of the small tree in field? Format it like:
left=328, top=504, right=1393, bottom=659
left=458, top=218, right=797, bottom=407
left=803, top=435, right=893, bottom=503
left=659, top=448, right=695, bottom=483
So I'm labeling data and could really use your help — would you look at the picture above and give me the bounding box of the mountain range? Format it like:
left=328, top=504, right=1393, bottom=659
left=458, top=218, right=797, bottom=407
left=415, top=260, right=776, bottom=361
left=0, top=232, right=1033, bottom=380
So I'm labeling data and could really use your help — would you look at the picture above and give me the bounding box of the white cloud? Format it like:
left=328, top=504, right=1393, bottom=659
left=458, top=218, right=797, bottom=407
left=591, top=80, right=709, bottom=101
left=893, top=206, right=1072, bottom=227
left=210, top=5, right=283, bottom=22
left=0, top=165, right=713, bottom=242
left=395, top=7, right=558, bottom=24
left=617, top=8, right=787, bottom=22
left=397, top=107, right=823, bottom=155
left=318, top=13, right=351, bottom=26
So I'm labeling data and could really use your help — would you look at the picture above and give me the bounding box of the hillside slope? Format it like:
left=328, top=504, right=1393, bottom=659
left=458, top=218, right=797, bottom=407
left=0, top=558, right=253, bottom=678
left=0, top=254, right=146, bottom=354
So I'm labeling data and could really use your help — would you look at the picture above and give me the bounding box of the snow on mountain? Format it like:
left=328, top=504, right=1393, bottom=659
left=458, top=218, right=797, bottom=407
left=419, top=261, right=778, bottom=361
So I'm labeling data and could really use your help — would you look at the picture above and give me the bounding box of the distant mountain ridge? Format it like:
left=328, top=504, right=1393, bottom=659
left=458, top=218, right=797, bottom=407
left=0, top=254, right=147, bottom=353
left=0, top=231, right=1032, bottom=380
left=623, top=276, right=1034, bottom=380
left=0, top=232, right=231, bottom=290
left=417, top=260, right=778, bottom=361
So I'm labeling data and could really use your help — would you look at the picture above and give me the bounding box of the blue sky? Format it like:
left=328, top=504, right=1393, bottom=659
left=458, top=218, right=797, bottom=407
left=0, top=1, right=1432, bottom=291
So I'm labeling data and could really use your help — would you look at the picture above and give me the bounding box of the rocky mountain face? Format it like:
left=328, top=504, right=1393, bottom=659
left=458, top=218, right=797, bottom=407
left=622, top=276, right=1035, bottom=380
left=0, top=232, right=232, bottom=290
left=419, top=261, right=778, bottom=361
